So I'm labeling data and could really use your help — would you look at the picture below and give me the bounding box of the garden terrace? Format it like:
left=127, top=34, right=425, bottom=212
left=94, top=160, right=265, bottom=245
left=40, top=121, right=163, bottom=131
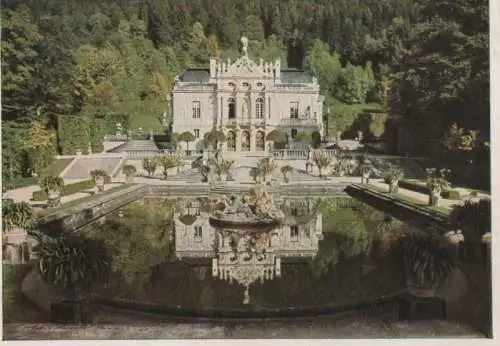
left=345, top=184, right=452, bottom=233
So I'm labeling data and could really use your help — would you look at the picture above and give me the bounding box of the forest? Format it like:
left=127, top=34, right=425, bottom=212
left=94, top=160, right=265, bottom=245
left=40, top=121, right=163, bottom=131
left=1, top=0, right=489, bottom=188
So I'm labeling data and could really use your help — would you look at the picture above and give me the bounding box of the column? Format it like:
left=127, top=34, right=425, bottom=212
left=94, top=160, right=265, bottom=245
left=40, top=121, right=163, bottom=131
left=267, top=94, right=272, bottom=124
left=250, top=128, right=256, bottom=152
left=235, top=128, right=241, bottom=151
left=236, top=93, right=241, bottom=127
left=220, top=95, right=225, bottom=128
left=249, top=92, right=255, bottom=126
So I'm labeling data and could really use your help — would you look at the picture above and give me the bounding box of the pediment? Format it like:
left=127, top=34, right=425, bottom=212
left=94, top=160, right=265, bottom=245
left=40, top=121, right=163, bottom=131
left=226, top=56, right=263, bottom=77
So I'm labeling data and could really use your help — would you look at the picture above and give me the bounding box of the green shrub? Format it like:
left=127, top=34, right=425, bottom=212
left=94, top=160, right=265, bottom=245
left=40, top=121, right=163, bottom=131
left=441, top=190, right=461, bottom=200
left=32, top=176, right=111, bottom=201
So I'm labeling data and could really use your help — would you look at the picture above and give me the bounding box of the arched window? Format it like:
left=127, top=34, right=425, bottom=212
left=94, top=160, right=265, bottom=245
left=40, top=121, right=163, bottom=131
left=228, top=98, right=235, bottom=119
left=255, top=97, right=264, bottom=119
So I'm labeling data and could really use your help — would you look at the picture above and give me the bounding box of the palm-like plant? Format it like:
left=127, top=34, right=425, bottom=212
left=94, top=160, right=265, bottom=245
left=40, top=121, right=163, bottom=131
left=214, top=159, right=234, bottom=181
left=38, top=175, right=64, bottom=207
left=450, top=198, right=490, bottom=240
left=200, top=165, right=210, bottom=182
left=384, top=167, right=404, bottom=193
left=2, top=200, right=35, bottom=233
left=122, top=164, right=137, bottom=183
left=280, top=165, right=293, bottom=183
left=426, top=168, right=451, bottom=206
left=357, top=156, right=373, bottom=184
left=142, top=158, right=158, bottom=176
left=157, top=154, right=181, bottom=179
left=400, top=232, right=455, bottom=297
left=312, top=151, right=332, bottom=178
left=90, top=169, right=108, bottom=193
left=31, top=231, right=110, bottom=301
left=257, top=157, right=278, bottom=184
left=203, top=128, right=226, bottom=149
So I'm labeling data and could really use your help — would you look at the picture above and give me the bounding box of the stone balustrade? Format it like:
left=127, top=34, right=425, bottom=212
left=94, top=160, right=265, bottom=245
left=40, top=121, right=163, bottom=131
left=126, top=150, right=202, bottom=160
left=271, top=149, right=341, bottom=160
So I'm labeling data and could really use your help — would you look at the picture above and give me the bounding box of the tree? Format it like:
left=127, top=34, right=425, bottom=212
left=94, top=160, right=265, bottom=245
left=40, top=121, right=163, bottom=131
left=157, top=154, right=181, bottom=179
left=256, top=158, right=278, bottom=184
left=23, top=120, right=56, bottom=174
left=1, top=7, right=43, bottom=121
left=266, top=129, right=287, bottom=146
left=280, top=165, right=293, bottom=183
left=304, top=40, right=342, bottom=97
left=312, top=151, right=332, bottom=178
left=294, top=131, right=311, bottom=145
left=32, top=231, right=110, bottom=301
left=142, top=158, right=158, bottom=176
left=203, top=128, right=226, bottom=149
left=179, top=131, right=195, bottom=152
left=122, top=164, right=137, bottom=183
left=90, top=169, right=108, bottom=193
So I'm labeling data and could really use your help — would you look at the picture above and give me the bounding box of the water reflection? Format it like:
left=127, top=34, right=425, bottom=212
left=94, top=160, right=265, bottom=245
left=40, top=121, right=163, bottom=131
left=90, top=196, right=407, bottom=309
left=174, top=198, right=323, bottom=304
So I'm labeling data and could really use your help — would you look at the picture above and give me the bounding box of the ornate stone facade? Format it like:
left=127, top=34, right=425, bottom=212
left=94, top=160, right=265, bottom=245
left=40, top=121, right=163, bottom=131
left=172, top=37, right=324, bottom=152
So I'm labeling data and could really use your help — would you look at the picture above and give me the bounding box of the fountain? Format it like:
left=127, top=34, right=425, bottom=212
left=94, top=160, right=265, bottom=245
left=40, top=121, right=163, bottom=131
left=209, top=184, right=285, bottom=228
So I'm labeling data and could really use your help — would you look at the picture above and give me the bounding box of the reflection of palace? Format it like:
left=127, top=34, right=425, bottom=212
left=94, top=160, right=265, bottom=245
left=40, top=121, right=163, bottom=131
left=174, top=199, right=323, bottom=303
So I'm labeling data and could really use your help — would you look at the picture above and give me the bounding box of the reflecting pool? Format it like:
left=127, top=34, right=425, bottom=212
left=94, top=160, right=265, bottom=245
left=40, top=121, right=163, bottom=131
left=84, top=196, right=411, bottom=310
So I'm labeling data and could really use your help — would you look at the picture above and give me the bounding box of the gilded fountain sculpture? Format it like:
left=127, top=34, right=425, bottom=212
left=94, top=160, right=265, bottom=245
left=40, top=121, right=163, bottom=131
left=209, top=184, right=285, bottom=228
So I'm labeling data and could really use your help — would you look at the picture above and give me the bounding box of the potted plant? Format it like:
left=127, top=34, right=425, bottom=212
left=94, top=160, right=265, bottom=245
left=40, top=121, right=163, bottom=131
left=200, top=165, right=210, bottom=182
left=280, top=165, right=293, bottom=183
left=39, top=176, right=64, bottom=207
left=157, top=154, right=181, bottom=180
left=384, top=167, right=404, bottom=193
left=90, top=169, right=108, bottom=193
left=122, top=164, right=137, bottom=183
left=425, top=168, right=451, bottom=207
left=450, top=198, right=491, bottom=261
left=214, top=159, right=234, bottom=182
left=142, top=158, right=158, bottom=177
left=312, top=150, right=332, bottom=178
left=178, top=131, right=196, bottom=156
left=357, top=156, right=373, bottom=184
left=31, top=231, right=110, bottom=323
left=401, top=233, right=455, bottom=298
left=257, top=157, right=278, bottom=184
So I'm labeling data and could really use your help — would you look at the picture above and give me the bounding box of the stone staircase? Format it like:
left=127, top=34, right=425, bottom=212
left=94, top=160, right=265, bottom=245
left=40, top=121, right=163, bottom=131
left=62, top=157, right=123, bottom=180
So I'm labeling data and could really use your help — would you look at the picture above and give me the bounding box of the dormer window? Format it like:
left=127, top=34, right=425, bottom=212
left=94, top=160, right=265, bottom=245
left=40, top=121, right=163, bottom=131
left=242, top=82, right=249, bottom=88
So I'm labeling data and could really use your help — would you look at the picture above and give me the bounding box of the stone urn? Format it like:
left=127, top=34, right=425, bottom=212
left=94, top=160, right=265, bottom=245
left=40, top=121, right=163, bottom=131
left=47, top=189, right=61, bottom=208
left=95, top=176, right=105, bottom=193
left=429, top=188, right=441, bottom=206
left=389, top=180, right=399, bottom=193
left=406, top=280, right=440, bottom=298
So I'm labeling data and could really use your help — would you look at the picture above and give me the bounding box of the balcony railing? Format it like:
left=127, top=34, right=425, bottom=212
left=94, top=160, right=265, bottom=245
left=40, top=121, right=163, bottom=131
left=280, top=118, right=319, bottom=126
left=126, top=150, right=202, bottom=160
left=226, top=117, right=264, bottom=126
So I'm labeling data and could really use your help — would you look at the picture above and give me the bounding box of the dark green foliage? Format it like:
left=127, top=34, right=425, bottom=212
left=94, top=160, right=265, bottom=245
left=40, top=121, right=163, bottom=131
left=441, top=190, right=461, bottom=200
left=32, top=176, right=111, bottom=201
left=450, top=198, right=491, bottom=237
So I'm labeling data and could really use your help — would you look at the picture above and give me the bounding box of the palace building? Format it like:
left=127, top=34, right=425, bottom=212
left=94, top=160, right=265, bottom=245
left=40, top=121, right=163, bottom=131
left=171, top=37, right=324, bottom=152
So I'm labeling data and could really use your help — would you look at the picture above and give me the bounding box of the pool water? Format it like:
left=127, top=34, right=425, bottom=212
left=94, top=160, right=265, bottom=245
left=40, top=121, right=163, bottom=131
left=85, top=196, right=411, bottom=310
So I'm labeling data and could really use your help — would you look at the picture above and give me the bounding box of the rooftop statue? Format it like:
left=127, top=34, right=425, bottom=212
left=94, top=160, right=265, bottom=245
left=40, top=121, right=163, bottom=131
left=241, top=36, right=248, bottom=56
left=209, top=184, right=284, bottom=228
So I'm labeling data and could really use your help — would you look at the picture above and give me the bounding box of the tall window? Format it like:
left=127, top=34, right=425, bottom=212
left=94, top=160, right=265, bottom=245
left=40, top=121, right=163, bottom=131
left=291, top=128, right=298, bottom=139
left=228, top=98, right=236, bottom=119
left=192, top=101, right=201, bottom=118
left=194, top=129, right=200, bottom=138
left=194, top=226, right=202, bottom=241
left=290, top=101, right=299, bottom=119
left=290, top=226, right=299, bottom=241
left=255, top=97, right=264, bottom=119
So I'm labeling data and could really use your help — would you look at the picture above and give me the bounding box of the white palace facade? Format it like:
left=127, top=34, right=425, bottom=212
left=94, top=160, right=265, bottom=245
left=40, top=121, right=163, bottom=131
left=171, top=37, right=324, bottom=152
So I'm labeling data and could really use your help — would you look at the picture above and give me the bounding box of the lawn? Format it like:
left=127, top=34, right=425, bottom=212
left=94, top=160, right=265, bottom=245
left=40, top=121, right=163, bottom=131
left=2, top=264, right=50, bottom=323
left=42, top=158, right=74, bottom=176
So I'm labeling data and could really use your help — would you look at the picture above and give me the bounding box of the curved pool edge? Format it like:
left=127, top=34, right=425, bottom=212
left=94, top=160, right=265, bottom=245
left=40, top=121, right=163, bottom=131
left=92, top=290, right=411, bottom=321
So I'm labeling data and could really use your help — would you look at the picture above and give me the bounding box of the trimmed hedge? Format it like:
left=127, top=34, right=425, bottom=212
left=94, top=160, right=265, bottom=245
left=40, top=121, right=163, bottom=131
left=32, top=176, right=111, bottom=201
left=397, top=180, right=461, bottom=200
